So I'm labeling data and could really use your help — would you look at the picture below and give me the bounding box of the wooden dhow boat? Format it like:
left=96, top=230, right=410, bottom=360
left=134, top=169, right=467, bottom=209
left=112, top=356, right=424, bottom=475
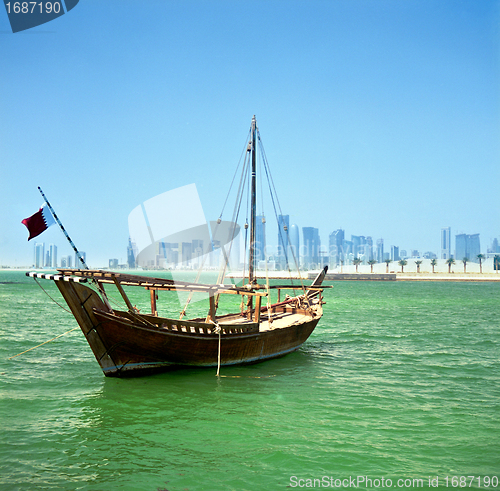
left=26, top=117, right=328, bottom=377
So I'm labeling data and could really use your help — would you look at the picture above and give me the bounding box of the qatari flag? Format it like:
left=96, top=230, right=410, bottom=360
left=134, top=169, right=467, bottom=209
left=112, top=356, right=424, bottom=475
left=22, top=204, right=55, bottom=241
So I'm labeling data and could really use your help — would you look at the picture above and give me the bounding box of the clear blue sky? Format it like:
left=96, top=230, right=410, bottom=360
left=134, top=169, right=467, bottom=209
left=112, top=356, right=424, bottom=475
left=1, top=0, right=499, bottom=267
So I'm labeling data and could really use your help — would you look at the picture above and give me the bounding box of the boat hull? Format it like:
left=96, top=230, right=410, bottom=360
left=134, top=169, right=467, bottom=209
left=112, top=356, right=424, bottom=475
left=55, top=279, right=321, bottom=377
left=94, top=310, right=319, bottom=376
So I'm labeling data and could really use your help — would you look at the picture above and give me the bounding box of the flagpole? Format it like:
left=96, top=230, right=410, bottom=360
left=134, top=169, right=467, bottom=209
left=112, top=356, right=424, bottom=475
left=36, top=187, right=113, bottom=311
left=37, top=186, right=89, bottom=270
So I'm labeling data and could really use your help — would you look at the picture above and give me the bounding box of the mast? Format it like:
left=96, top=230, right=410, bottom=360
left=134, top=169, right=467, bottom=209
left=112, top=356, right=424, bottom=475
left=248, top=115, right=257, bottom=286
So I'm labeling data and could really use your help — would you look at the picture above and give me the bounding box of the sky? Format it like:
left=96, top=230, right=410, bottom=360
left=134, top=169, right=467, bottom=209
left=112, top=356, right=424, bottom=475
left=1, top=0, right=499, bottom=267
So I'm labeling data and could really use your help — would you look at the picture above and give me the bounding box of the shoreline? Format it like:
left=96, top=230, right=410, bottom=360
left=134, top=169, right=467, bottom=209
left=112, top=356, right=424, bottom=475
left=228, top=271, right=500, bottom=282
left=2, top=268, right=499, bottom=282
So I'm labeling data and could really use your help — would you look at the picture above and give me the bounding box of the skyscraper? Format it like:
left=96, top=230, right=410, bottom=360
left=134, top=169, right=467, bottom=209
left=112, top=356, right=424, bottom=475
left=49, top=244, right=57, bottom=268
left=391, top=245, right=400, bottom=262
left=342, top=239, right=353, bottom=264
left=34, top=242, right=44, bottom=268
left=376, top=238, right=384, bottom=263
left=489, top=238, right=499, bottom=254
left=455, top=233, right=480, bottom=262
left=288, top=224, right=300, bottom=269
left=329, top=229, right=344, bottom=266
left=302, top=227, right=320, bottom=269
left=255, top=213, right=266, bottom=261
left=277, top=214, right=290, bottom=269
left=127, top=237, right=137, bottom=269
left=351, top=235, right=365, bottom=258
left=469, top=234, right=480, bottom=261
left=366, top=236, right=373, bottom=261
left=441, top=227, right=451, bottom=259
left=74, top=251, right=86, bottom=269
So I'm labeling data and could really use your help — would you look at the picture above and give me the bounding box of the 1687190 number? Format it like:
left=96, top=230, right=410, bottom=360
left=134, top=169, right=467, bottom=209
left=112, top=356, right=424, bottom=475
left=445, top=476, right=499, bottom=487
left=5, top=2, right=61, bottom=14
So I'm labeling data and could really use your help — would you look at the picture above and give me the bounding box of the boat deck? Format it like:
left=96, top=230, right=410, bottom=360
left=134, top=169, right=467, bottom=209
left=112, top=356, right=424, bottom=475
left=217, top=310, right=314, bottom=331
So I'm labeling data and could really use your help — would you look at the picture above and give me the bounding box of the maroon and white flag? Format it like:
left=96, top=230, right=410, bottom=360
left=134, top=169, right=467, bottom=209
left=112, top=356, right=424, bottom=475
left=21, top=204, right=55, bottom=241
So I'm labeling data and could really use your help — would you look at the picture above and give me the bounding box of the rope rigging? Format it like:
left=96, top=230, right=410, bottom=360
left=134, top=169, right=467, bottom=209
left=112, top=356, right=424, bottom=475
left=180, top=118, right=310, bottom=320
left=257, top=130, right=307, bottom=298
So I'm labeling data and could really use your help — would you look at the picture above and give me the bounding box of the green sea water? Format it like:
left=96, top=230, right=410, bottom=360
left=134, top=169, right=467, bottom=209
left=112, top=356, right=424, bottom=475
left=1, top=271, right=499, bottom=491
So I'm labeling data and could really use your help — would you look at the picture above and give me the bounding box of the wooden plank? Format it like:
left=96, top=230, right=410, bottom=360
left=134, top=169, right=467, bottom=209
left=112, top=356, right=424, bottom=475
left=58, top=268, right=268, bottom=295
left=112, top=276, right=136, bottom=312
left=150, top=289, right=158, bottom=316
left=254, top=295, right=262, bottom=323
left=208, top=295, right=216, bottom=322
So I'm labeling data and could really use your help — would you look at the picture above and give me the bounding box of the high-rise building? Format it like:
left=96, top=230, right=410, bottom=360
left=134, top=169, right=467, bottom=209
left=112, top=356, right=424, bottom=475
left=127, top=237, right=137, bottom=269
left=342, top=239, right=353, bottom=264
left=441, top=227, right=451, bottom=259
left=455, top=233, right=480, bottom=262
left=376, top=238, right=384, bottom=263
left=255, top=213, right=266, bottom=261
left=302, top=227, right=320, bottom=269
left=180, top=242, right=192, bottom=265
left=351, top=235, right=366, bottom=258
left=60, top=255, right=73, bottom=268
left=455, top=234, right=466, bottom=260
left=329, top=229, right=344, bottom=266
left=277, top=214, right=290, bottom=269
left=74, top=251, right=86, bottom=269
left=49, top=244, right=57, bottom=268
left=34, top=243, right=44, bottom=268
left=366, top=236, right=373, bottom=261
left=288, top=224, right=300, bottom=269
left=350, top=235, right=372, bottom=263
left=391, top=245, right=400, bottom=262
left=488, top=238, right=499, bottom=254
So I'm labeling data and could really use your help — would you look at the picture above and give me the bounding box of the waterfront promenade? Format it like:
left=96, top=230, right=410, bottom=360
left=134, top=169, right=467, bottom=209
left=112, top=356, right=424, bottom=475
left=229, top=270, right=500, bottom=282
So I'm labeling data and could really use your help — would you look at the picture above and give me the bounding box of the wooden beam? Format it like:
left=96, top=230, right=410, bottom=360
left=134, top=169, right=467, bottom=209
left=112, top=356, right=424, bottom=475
left=150, top=289, right=158, bottom=316
left=253, top=295, right=262, bottom=323
left=207, top=295, right=217, bottom=322
left=112, top=276, right=135, bottom=312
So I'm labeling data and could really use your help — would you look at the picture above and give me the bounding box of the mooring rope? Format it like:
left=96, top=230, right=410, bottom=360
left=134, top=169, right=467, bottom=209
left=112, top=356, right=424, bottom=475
left=212, top=321, right=222, bottom=377
left=34, top=277, right=72, bottom=314
left=8, top=326, right=80, bottom=359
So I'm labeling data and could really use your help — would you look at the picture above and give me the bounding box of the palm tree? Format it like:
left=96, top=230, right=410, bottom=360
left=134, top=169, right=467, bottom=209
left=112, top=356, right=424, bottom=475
left=430, top=258, right=437, bottom=273
left=340, top=259, right=344, bottom=273
left=368, top=259, right=377, bottom=273
left=398, top=259, right=408, bottom=273
left=462, top=257, right=469, bottom=273
left=495, top=255, right=500, bottom=273
left=477, top=254, right=485, bottom=273
left=415, top=260, right=423, bottom=273
left=384, top=259, right=392, bottom=273
left=446, top=257, right=455, bottom=273
left=353, top=257, right=362, bottom=273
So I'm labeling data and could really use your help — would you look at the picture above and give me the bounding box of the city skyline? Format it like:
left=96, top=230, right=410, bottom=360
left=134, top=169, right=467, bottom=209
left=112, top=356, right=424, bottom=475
left=1, top=1, right=498, bottom=268
left=15, top=221, right=499, bottom=270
